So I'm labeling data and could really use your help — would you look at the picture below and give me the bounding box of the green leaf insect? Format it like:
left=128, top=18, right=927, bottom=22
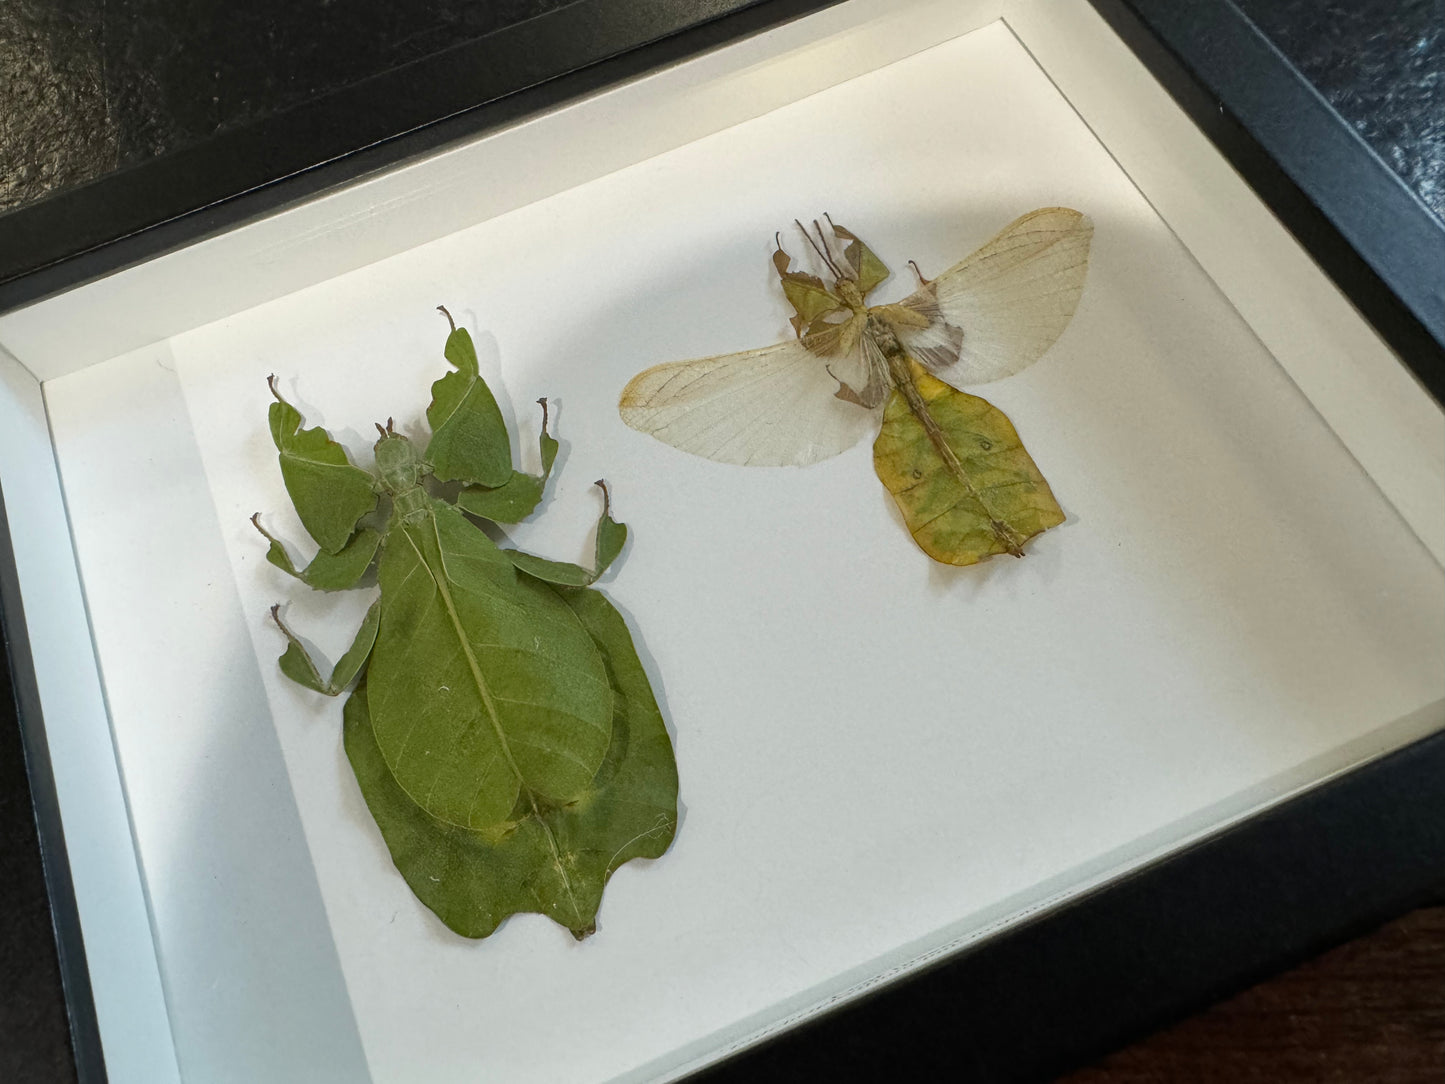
left=256, top=307, right=678, bottom=939
left=619, top=208, right=1092, bottom=565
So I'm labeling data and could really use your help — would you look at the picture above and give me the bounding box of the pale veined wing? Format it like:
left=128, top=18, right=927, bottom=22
left=618, top=334, right=882, bottom=467
left=895, top=206, right=1092, bottom=385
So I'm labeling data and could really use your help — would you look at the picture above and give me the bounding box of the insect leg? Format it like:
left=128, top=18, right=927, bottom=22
left=454, top=399, right=559, bottom=525
left=253, top=515, right=380, bottom=592
left=502, top=481, right=628, bottom=588
left=271, top=600, right=381, bottom=696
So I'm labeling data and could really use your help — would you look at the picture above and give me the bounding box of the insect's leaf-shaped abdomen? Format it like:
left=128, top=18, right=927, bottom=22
left=873, top=367, right=1064, bottom=565
left=366, top=498, right=613, bottom=829
left=343, top=587, right=677, bottom=939
left=269, top=399, right=379, bottom=554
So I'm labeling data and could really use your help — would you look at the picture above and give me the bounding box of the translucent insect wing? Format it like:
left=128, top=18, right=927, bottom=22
left=900, top=207, right=1092, bottom=386
left=618, top=337, right=880, bottom=467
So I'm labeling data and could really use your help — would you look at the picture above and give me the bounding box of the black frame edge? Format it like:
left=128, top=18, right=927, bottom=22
left=698, top=728, right=1445, bottom=1082
left=0, top=0, right=845, bottom=315
left=2, top=1, right=1440, bottom=1080
left=1087, top=0, right=1445, bottom=405
left=0, top=482, right=107, bottom=1083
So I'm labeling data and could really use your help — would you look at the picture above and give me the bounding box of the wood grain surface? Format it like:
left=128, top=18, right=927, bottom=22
left=1062, top=905, right=1445, bottom=1082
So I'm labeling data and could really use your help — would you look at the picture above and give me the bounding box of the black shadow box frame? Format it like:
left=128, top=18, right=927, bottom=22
left=1, top=0, right=1441, bottom=1080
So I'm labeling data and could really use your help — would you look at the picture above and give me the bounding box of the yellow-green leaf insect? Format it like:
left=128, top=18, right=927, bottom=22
left=619, top=208, right=1092, bottom=565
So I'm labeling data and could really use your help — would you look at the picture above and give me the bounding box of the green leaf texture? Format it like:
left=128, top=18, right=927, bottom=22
left=873, top=364, right=1064, bottom=565
left=344, top=587, right=678, bottom=939
left=268, top=393, right=378, bottom=553
left=425, top=326, right=513, bottom=486
left=262, top=310, right=677, bottom=940
left=366, top=499, right=614, bottom=829
left=455, top=401, right=559, bottom=524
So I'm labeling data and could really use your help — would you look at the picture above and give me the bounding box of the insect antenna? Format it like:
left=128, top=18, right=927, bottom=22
left=816, top=216, right=858, bottom=281
left=795, top=218, right=842, bottom=280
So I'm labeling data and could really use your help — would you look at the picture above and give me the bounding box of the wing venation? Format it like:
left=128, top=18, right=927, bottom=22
left=618, top=338, right=879, bottom=467
left=897, top=207, right=1092, bottom=385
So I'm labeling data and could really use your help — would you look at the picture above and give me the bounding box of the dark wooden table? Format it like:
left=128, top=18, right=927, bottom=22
left=1066, top=906, right=1445, bottom=1082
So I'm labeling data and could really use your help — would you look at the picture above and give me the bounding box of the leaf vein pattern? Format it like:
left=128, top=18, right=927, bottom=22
left=507, top=739, right=596, bottom=777
left=421, top=518, right=580, bottom=907
left=604, top=813, right=675, bottom=875
left=384, top=590, right=445, bottom=770
left=491, top=694, right=611, bottom=729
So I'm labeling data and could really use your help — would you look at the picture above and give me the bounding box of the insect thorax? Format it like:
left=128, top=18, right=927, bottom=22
left=836, top=280, right=865, bottom=309
left=375, top=431, right=430, bottom=523
left=391, top=485, right=431, bottom=523
left=865, top=312, right=905, bottom=359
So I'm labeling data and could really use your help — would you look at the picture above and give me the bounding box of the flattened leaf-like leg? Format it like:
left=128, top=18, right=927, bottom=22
left=772, top=236, right=845, bottom=339
left=826, top=218, right=891, bottom=295
left=424, top=307, right=513, bottom=487
left=455, top=398, right=559, bottom=524
left=504, top=481, right=628, bottom=587
left=252, top=515, right=381, bottom=592
left=267, top=377, right=380, bottom=554
left=272, top=600, right=380, bottom=696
